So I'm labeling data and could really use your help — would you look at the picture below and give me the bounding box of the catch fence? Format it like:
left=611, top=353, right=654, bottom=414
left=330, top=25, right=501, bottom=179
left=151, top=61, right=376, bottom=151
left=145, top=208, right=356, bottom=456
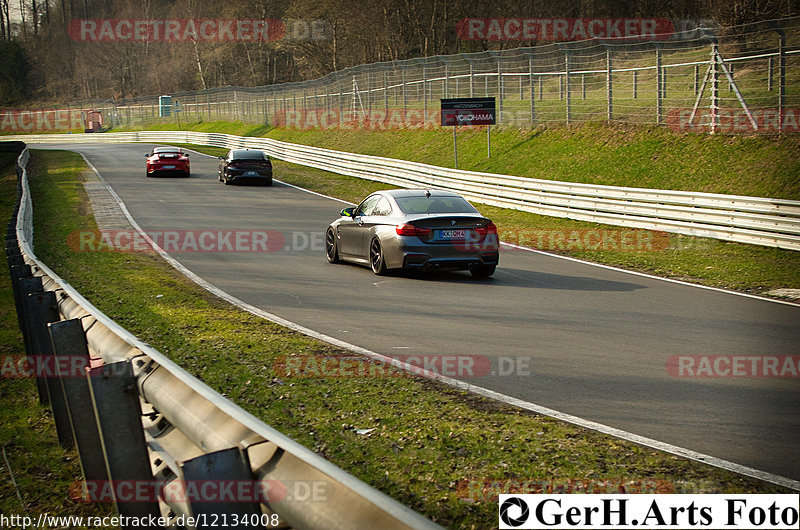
left=75, top=17, right=800, bottom=134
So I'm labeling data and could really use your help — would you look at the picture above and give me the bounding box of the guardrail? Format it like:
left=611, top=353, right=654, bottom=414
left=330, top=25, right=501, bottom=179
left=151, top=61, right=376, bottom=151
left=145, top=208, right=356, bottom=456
left=6, top=143, right=441, bottom=529
left=12, top=131, right=800, bottom=250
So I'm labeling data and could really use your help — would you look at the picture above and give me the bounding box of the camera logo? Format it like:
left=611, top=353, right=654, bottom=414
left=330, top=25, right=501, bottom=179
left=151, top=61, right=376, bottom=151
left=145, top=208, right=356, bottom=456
left=499, top=496, right=530, bottom=527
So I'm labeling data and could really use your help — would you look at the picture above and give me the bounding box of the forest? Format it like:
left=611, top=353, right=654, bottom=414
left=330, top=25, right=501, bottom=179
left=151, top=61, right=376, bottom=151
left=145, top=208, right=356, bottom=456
left=0, top=0, right=797, bottom=105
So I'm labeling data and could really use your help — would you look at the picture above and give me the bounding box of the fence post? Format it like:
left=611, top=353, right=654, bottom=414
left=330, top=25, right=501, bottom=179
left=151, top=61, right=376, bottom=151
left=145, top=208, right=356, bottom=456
left=469, top=63, right=474, bottom=98
left=606, top=49, right=613, bottom=122
left=529, top=56, right=535, bottom=125
left=87, top=360, right=161, bottom=520
left=768, top=56, right=773, bottom=92
left=656, top=45, right=663, bottom=125
left=633, top=70, right=638, bottom=99
left=47, top=319, right=110, bottom=488
left=384, top=69, right=389, bottom=114
left=710, top=43, right=719, bottom=134
left=422, top=66, right=427, bottom=118
left=778, top=30, right=786, bottom=131
left=401, top=67, right=407, bottom=116
left=497, top=58, right=503, bottom=122
left=565, top=52, right=571, bottom=125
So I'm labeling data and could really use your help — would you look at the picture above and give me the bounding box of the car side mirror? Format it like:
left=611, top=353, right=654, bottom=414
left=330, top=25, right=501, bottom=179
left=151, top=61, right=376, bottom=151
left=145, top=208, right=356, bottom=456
left=341, top=207, right=356, bottom=217
left=145, top=153, right=150, bottom=157
left=218, top=156, right=225, bottom=160
left=184, top=153, right=189, bottom=157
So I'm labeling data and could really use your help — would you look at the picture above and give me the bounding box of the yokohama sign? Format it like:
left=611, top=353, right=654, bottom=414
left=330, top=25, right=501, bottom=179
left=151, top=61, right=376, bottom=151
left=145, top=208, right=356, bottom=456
left=457, top=18, right=676, bottom=41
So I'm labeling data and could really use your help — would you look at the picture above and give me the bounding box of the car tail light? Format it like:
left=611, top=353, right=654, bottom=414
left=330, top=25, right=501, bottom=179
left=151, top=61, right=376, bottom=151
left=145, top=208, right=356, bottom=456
left=475, top=222, right=497, bottom=237
left=395, top=223, right=431, bottom=236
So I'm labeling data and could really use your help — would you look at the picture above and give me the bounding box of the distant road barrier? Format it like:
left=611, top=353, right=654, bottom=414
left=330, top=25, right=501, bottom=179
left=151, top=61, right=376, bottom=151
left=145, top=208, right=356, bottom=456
left=12, top=131, right=800, bottom=250
left=6, top=142, right=441, bottom=529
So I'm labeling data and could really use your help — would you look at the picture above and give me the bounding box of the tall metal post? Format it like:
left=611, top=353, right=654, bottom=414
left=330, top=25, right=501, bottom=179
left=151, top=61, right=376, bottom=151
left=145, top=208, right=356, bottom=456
left=422, top=66, right=427, bottom=117
left=606, top=49, right=613, bottom=122
left=401, top=67, right=407, bottom=116
left=497, top=59, right=503, bottom=122
left=529, top=56, right=535, bottom=125
left=384, top=70, right=389, bottom=114
left=768, top=57, right=773, bottom=92
left=710, top=44, right=719, bottom=134
left=656, top=46, right=663, bottom=125
left=565, top=52, right=571, bottom=125
left=778, top=31, right=786, bottom=131
left=452, top=126, right=458, bottom=169
left=469, top=63, right=474, bottom=98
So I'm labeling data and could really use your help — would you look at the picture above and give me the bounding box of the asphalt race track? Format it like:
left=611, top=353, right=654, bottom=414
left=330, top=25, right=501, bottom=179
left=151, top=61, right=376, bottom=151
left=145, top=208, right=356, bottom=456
left=32, top=143, right=800, bottom=483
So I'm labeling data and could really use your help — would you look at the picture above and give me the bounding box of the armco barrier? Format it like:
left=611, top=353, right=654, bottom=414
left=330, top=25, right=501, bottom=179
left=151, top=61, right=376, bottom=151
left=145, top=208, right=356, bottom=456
left=12, top=131, right=800, bottom=250
left=6, top=144, right=441, bottom=528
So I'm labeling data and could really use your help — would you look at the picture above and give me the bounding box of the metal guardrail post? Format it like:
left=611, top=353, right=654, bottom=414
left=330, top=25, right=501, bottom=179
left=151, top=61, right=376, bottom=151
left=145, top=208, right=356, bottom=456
left=48, top=319, right=110, bottom=488
left=18, top=277, right=48, bottom=405
left=181, top=447, right=265, bottom=528
left=8, top=263, right=31, bottom=359
left=26, top=289, right=74, bottom=447
left=87, top=360, right=162, bottom=522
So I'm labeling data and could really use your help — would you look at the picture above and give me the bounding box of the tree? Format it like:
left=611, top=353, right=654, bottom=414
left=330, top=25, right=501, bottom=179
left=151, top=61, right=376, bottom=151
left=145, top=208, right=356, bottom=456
left=0, top=40, right=30, bottom=104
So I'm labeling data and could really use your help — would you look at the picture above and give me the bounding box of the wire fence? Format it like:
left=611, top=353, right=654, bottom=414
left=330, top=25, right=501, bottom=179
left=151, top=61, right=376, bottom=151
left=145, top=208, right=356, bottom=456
left=4, top=16, right=800, bottom=134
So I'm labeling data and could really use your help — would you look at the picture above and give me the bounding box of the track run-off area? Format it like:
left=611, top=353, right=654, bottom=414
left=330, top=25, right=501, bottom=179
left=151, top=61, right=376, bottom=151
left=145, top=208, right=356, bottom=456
left=30, top=142, right=800, bottom=487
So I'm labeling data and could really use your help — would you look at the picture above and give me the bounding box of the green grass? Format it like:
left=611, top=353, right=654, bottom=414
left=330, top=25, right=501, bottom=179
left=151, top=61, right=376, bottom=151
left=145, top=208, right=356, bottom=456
left=0, top=153, right=116, bottom=526
left=17, top=149, right=793, bottom=528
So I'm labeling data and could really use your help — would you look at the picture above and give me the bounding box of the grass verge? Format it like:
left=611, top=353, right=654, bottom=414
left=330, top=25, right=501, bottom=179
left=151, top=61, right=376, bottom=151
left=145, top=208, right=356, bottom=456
left=17, top=149, right=792, bottom=528
left=0, top=152, right=116, bottom=526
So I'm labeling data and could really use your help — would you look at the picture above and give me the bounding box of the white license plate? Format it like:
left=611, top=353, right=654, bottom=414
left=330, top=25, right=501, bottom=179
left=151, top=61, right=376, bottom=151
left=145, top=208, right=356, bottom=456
left=439, top=229, right=466, bottom=239
left=162, top=165, right=175, bottom=169
left=245, top=170, right=260, bottom=176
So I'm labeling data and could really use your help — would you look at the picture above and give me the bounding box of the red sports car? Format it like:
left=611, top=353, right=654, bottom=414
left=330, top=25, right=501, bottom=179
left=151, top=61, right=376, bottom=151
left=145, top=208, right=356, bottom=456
left=145, top=146, right=190, bottom=177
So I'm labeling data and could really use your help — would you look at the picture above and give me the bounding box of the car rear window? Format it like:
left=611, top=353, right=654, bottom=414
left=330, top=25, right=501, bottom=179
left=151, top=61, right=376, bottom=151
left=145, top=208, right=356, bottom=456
left=395, top=196, right=478, bottom=215
left=232, top=150, right=266, bottom=160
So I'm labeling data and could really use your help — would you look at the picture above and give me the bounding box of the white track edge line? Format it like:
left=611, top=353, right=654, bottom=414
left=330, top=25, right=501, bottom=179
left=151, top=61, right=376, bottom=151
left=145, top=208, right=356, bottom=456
left=74, top=150, right=800, bottom=491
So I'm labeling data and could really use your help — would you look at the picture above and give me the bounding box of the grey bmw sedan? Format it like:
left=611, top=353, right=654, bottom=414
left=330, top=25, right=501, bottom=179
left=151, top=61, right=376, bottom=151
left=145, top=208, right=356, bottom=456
left=325, top=189, right=499, bottom=277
